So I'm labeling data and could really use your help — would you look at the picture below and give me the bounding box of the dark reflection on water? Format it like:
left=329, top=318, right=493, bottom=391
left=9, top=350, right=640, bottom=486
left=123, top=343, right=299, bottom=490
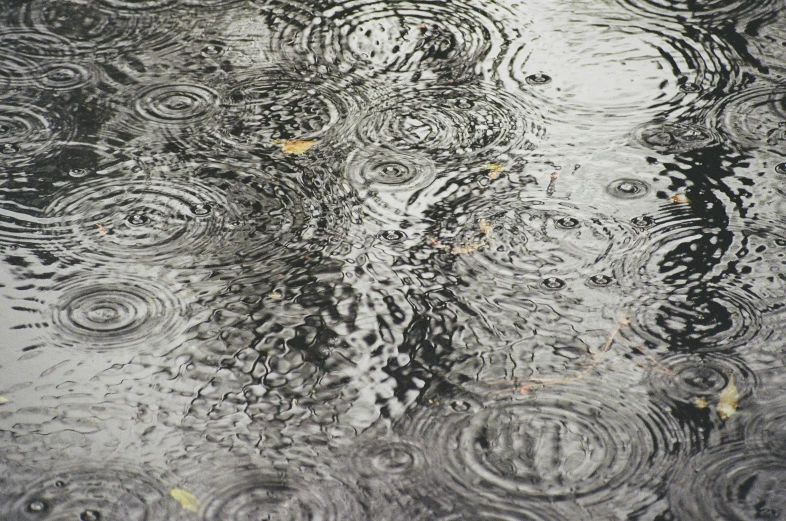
left=1, top=0, right=786, bottom=519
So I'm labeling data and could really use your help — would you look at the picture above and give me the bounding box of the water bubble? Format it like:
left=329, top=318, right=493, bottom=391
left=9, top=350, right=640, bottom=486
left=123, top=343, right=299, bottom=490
left=126, top=213, right=149, bottom=226
left=606, top=178, right=651, bottom=199
left=631, top=216, right=654, bottom=229
left=1, top=143, right=18, bottom=154
left=451, top=400, right=472, bottom=412
left=555, top=217, right=580, bottom=229
left=540, top=277, right=566, bottom=290
left=775, top=163, right=786, bottom=175
left=201, top=44, right=225, bottom=58
left=379, top=230, right=407, bottom=243
left=80, top=510, right=102, bottom=521
left=26, top=500, right=48, bottom=514
left=190, top=203, right=212, bottom=216
left=525, top=73, right=552, bottom=85
left=587, top=274, right=613, bottom=287
left=680, top=83, right=701, bottom=93
left=68, top=168, right=90, bottom=178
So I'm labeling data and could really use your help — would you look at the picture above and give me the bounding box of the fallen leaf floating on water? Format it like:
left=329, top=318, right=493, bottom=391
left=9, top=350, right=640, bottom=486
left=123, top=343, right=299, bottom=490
left=268, top=291, right=282, bottom=300
left=95, top=223, right=106, bottom=236
left=170, top=488, right=200, bottom=513
left=669, top=193, right=690, bottom=204
left=694, top=397, right=708, bottom=409
left=0, top=396, right=8, bottom=404
left=279, top=140, right=315, bottom=155
left=717, top=376, right=739, bottom=419
left=485, top=163, right=504, bottom=180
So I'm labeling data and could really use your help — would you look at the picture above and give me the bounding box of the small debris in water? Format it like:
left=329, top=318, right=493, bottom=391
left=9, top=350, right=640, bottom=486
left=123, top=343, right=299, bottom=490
left=276, top=139, right=316, bottom=155
left=717, top=376, right=739, bottom=419
left=485, top=163, right=504, bottom=179
left=170, top=488, right=201, bottom=513
left=668, top=193, right=690, bottom=204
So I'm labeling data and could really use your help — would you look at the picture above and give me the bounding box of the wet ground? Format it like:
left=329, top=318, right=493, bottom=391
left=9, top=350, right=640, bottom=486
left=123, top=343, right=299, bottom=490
left=1, top=0, right=786, bottom=519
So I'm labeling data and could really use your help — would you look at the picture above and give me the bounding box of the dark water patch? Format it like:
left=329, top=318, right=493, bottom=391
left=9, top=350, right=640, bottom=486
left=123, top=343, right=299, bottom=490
left=42, top=270, right=192, bottom=354
left=396, top=379, right=688, bottom=517
left=42, top=162, right=318, bottom=269
left=302, top=0, right=520, bottom=78
left=623, top=283, right=762, bottom=352
left=351, top=81, right=544, bottom=166
left=3, top=463, right=180, bottom=521
left=670, top=442, right=786, bottom=521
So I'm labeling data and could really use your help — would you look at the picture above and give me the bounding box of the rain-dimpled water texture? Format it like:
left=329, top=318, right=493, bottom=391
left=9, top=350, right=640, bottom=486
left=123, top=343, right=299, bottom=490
left=2, top=0, right=786, bottom=519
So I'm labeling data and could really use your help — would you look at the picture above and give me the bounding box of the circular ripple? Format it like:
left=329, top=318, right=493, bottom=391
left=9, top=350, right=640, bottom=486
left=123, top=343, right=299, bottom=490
left=96, top=0, right=177, bottom=11
left=0, top=101, right=74, bottom=168
left=47, top=272, right=189, bottom=353
left=304, top=0, right=519, bottom=77
left=134, top=83, right=219, bottom=126
left=499, top=14, right=741, bottom=136
left=636, top=121, right=719, bottom=154
left=201, top=472, right=364, bottom=521
left=398, top=382, right=687, bottom=512
left=7, top=464, right=175, bottom=521
left=645, top=353, right=756, bottom=406
left=624, top=285, right=761, bottom=352
left=35, top=62, right=98, bottom=91
left=43, top=166, right=311, bottom=268
left=15, top=0, right=191, bottom=56
left=709, top=84, right=786, bottom=151
left=353, top=83, right=543, bottom=163
left=433, top=199, right=642, bottom=284
left=605, top=178, right=651, bottom=199
left=346, top=145, right=436, bottom=193
left=670, top=443, right=786, bottom=521
left=205, top=70, right=363, bottom=151
left=350, top=438, right=428, bottom=481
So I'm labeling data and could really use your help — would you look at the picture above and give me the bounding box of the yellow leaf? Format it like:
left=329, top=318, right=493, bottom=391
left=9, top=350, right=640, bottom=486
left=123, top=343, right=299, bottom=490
left=0, top=396, right=8, bottom=404
left=694, top=397, right=707, bottom=409
left=170, top=488, right=200, bottom=513
left=268, top=291, right=282, bottom=300
left=669, top=193, right=690, bottom=204
left=280, top=140, right=315, bottom=155
left=717, top=377, right=739, bottom=419
left=485, top=163, right=504, bottom=179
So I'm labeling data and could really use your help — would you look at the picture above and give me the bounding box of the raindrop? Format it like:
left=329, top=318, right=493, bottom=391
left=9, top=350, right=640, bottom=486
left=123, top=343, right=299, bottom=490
left=680, top=83, right=701, bottom=93
left=26, top=500, right=48, bottom=514
left=555, top=217, right=580, bottom=229
left=451, top=400, right=471, bottom=412
left=540, top=277, right=566, bottom=290
left=606, top=179, right=650, bottom=199
left=775, top=163, right=786, bottom=175
left=1, top=143, right=19, bottom=154
left=126, top=213, right=149, bottom=226
left=80, top=510, right=102, bottom=521
left=631, top=216, right=654, bottom=229
left=587, top=274, right=613, bottom=287
left=201, top=44, right=225, bottom=57
left=525, top=73, right=552, bottom=85
left=68, top=168, right=90, bottom=178
left=190, top=203, right=212, bottom=216
left=379, top=230, right=407, bottom=243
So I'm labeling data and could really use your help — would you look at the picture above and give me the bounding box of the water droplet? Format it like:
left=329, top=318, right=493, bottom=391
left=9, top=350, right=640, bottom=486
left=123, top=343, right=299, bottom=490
left=631, top=216, right=654, bottom=229
left=379, top=230, right=407, bottom=243
left=775, top=163, right=786, bottom=175
left=26, top=500, right=48, bottom=514
left=126, top=213, right=149, bottom=226
left=201, top=44, right=225, bottom=57
left=525, top=73, right=552, bottom=85
left=588, top=274, right=613, bottom=287
left=55, top=480, right=66, bottom=487
left=0, top=124, right=10, bottom=135
left=540, top=277, right=566, bottom=290
left=454, top=98, right=474, bottom=109
left=80, top=510, right=102, bottom=521
left=680, top=83, right=701, bottom=93
left=1, top=144, right=19, bottom=155
left=451, top=400, right=471, bottom=412
left=555, top=217, right=580, bottom=229
left=190, top=203, right=212, bottom=216
left=606, top=179, right=650, bottom=199
left=69, top=168, right=90, bottom=178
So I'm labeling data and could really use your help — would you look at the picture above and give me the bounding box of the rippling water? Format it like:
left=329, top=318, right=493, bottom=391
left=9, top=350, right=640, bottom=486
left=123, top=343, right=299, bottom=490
left=1, top=0, right=786, bottom=519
